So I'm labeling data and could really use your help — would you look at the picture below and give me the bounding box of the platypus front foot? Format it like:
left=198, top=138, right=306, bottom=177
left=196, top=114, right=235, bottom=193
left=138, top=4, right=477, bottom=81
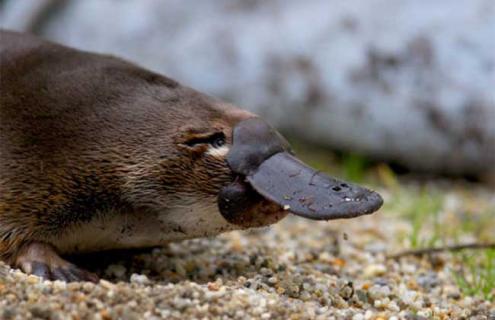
left=14, top=242, right=99, bottom=283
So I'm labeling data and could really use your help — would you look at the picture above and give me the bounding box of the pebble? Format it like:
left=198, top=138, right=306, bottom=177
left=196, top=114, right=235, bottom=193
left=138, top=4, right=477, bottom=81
left=364, top=310, right=374, bottom=319
left=0, top=182, right=492, bottom=319
left=363, top=264, right=387, bottom=278
left=106, top=264, right=127, bottom=278
left=26, top=275, right=40, bottom=284
left=369, top=285, right=391, bottom=300
left=417, top=272, right=439, bottom=290
left=130, top=274, right=150, bottom=285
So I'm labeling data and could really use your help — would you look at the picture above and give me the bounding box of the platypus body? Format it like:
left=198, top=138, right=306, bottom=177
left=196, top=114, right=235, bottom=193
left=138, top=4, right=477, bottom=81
left=0, top=30, right=382, bottom=282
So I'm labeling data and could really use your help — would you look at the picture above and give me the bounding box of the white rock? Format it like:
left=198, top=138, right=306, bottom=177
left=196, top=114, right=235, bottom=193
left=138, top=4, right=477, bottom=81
left=364, top=310, right=374, bottom=320
left=130, top=273, right=150, bottom=285
left=363, top=264, right=387, bottom=278
left=5, top=0, right=493, bottom=176
left=352, top=313, right=365, bottom=320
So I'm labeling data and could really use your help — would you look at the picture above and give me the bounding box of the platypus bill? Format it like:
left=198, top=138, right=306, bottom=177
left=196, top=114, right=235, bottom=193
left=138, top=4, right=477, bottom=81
left=0, top=30, right=382, bottom=282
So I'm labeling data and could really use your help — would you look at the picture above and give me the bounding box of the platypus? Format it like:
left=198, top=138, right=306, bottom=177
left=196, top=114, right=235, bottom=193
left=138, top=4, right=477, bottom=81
left=0, top=30, right=383, bottom=282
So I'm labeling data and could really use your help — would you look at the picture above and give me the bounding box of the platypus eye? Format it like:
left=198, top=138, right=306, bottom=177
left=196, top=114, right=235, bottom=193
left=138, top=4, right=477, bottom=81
left=184, top=132, right=226, bottom=148
left=211, top=134, right=226, bottom=148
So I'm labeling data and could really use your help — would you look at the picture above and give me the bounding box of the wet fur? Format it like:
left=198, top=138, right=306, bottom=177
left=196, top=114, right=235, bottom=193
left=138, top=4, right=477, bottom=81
left=0, top=30, right=284, bottom=265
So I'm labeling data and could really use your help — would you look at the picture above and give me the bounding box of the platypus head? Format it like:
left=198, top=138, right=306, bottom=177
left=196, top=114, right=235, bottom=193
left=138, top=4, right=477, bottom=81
left=137, top=83, right=383, bottom=237
left=217, top=117, right=384, bottom=225
left=112, top=69, right=383, bottom=240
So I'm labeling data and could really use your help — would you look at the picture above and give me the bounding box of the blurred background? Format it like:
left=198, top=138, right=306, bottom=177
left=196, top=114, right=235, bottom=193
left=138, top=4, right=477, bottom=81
left=1, top=0, right=495, bottom=306
left=1, top=0, right=494, bottom=179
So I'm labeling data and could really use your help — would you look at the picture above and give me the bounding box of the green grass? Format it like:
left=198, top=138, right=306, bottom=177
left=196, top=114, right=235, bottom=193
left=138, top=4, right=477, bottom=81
left=379, top=177, right=494, bottom=300
left=341, top=153, right=369, bottom=183
left=290, top=138, right=491, bottom=248
left=288, top=139, right=495, bottom=300
left=407, top=190, right=444, bottom=249
left=383, top=185, right=445, bottom=249
left=379, top=176, right=494, bottom=301
left=453, top=249, right=495, bottom=301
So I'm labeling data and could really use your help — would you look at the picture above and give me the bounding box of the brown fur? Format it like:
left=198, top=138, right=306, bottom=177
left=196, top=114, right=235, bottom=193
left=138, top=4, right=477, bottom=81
left=0, top=30, right=286, bottom=269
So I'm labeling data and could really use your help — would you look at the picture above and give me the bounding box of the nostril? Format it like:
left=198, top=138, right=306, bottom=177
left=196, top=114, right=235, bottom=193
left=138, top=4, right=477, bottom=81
left=332, top=186, right=342, bottom=192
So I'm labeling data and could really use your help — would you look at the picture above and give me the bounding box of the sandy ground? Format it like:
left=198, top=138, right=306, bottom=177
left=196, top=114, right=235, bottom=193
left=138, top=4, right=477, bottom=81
left=1, top=181, right=494, bottom=319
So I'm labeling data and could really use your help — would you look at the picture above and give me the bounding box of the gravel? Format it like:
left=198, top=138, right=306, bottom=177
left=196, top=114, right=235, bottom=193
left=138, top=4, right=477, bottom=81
left=1, top=184, right=494, bottom=319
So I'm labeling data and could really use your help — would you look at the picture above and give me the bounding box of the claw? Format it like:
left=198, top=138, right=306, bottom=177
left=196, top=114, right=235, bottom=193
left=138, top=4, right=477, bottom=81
left=30, top=261, right=52, bottom=279
left=67, top=264, right=99, bottom=283
left=15, top=242, right=99, bottom=282
left=51, top=267, right=70, bottom=281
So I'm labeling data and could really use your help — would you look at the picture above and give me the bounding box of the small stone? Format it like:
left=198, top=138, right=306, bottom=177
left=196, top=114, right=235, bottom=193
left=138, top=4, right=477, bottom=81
left=260, top=268, right=272, bottom=276
left=388, top=301, right=400, bottom=312
left=29, top=305, right=51, bottom=319
left=52, top=280, right=67, bottom=291
left=364, top=310, right=374, bottom=320
left=352, top=313, right=364, bottom=320
left=368, top=285, right=391, bottom=300
left=130, top=273, right=150, bottom=285
left=374, top=299, right=383, bottom=308
left=99, top=279, right=115, bottom=289
left=406, top=279, right=419, bottom=290
left=417, top=272, right=439, bottom=290
left=237, top=276, right=247, bottom=285
left=105, top=264, right=126, bottom=278
left=67, top=282, right=81, bottom=292
left=356, top=290, right=368, bottom=303
left=363, top=264, right=387, bottom=278
left=26, top=275, right=40, bottom=284
left=0, top=178, right=489, bottom=319
left=267, top=276, right=278, bottom=285
left=276, top=286, right=286, bottom=294
left=82, top=282, right=95, bottom=292
left=338, top=282, right=354, bottom=300
left=402, top=264, right=416, bottom=274
left=2, top=307, right=16, bottom=320
left=207, top=282, right=220, bottom=291
left=417, top=309, right=432, bottom=318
